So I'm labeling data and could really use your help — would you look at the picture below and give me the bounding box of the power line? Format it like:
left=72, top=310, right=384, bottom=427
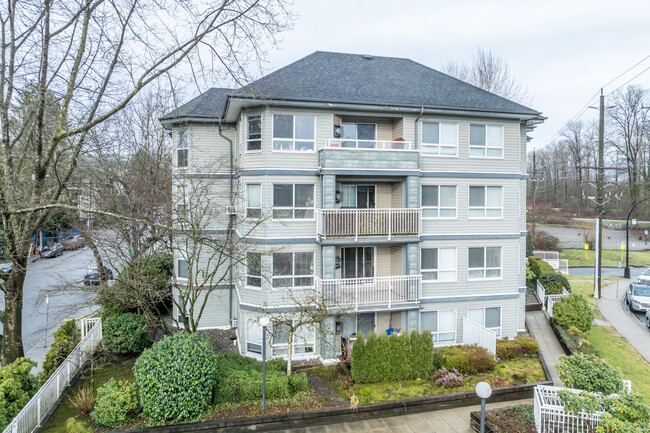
left=604, top=65, right=650, bottom=97
left=602, top=55, right=650, bottom=90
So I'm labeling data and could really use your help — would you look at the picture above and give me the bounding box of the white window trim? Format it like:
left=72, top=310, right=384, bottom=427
left=420, top=121, right=459, bottom=157
left=338, top=122, right=379, bottom=149
left=467, top=307, right=502, bottom=338
left=467, top=247, right=502, bottom=281
left=245, top=252, right=262, bottom=290
left=468, top=186, right=503, bottom=220
left=271, top=252, right=315, bottom=290
left=421, top=185, right=458, bottom=220
left=246, top=318, right=263, bottom=355
left=271, top=183, right=315, bottom=221
left=272, top=114, right=316, bottom=153
left=176, top=258, right=189, bottom=280
left=176, top=129, right=189, bottom=169
left=271, top=320, right=316, bottom=356
left=468, top=124, right=504, bottom=159
left=245, top=183, right=262, bottom=219
left=421, top=310, right=457, bottom=346
left=246, top=114, right=262, bottom=153
left=421, top=247, right=457, bottom=282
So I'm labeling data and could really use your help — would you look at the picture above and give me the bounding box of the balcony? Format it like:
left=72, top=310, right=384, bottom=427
left=319, top=139, right=419, bottom=171
left=316, top=208, right=420, bottom=242
left=316, top=275, right=421, bottom=309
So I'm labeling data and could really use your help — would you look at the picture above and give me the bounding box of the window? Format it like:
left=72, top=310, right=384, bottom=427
left=273, top=115, right=315, bottom=151
left=421, top=248, right=456, bottom=281
left=341, top=247, right=374, bottom=279
left=176, top=205, right=187, bottom=223
left=469, top=124, right=503, bottom=158
left=468, top=307, right=501, bottom=337
left=176, top=129, right=188, bottom=168
left=246, top=253, right=261, bottom=288
left=422, top=122, right=458, bottom=156
left=246, top=319, right=262, bottom=354
left=177, top=259, right=189, bottom=278
left=272, top=320, right=315, bottom=355
left=421, top=310, right=456, bottom=343
left=422, top=185, right=456, bottom=218
left=468, top=247, right=502, bottom=279
left=272, top=252, right=314, bottom=289
left=272, top=184, right=314, bottom=219
left=341, top=123, right=376, bottom=148
left=247, top=115, right=262, bottom=151
left=246, top=184, right=261, bottom=218
left=469, top=186, right=502, bottom=218
left=341, top=185, right=356, bottom=207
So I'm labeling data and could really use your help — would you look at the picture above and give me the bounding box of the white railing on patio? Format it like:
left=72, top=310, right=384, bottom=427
left=536, top=280, right=570, bottom=317
left=461, top=317, right=496, bottom=354
left=325, top=138, right=413, bottom=151
left=4, top=317, right=102, bottom=433
left=316, top=275, right=420, bottom=310
left=316, top=208, right=421, bottom=240
left=534, top=250, right=565, bottom=273
left=558, top=259, right=569, bottom=275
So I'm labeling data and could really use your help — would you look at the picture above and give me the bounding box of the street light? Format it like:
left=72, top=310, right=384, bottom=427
left=259, top=316, right=271, bottom=412
left=475, top=381, right=492, bottom=433
left=624, top=196, right=650, bottom=278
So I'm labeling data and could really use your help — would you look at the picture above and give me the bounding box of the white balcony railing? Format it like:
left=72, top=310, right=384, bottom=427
left=316, top=208, right=421, bottom=240
left=325, top=138, right=413, bottom=150
left=315, top=275, right=421, bottom=309
left=462, top=317, right=496, bottom=354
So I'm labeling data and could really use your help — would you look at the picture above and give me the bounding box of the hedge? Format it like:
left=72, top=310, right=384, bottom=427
left=538, top=273, right=571, bottom=295
left=432, top=345, right=496, bottom=374
left=553, top=294, right=594, bottom=333
left=496, top=337, right=539, bottom=360
left=40, top=320, right=80, bottom=382
left=556, top=354, right=624, bottom=395
left=103, top=313, right=150, bottom=354
left=351, top=331, right=433, bottom=384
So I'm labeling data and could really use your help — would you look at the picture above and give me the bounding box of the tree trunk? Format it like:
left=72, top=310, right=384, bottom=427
left=2, top=255, right=27, bottom=365
left=77, top=225, right=104, bottom=280
left=287, top=331, right=293, bottom=376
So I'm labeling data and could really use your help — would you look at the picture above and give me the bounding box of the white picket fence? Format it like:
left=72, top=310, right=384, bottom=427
left=461, top=317, right=496, bottom=354
left=4, top=317, right=102, bottom=433
left=536, top=280, right=570, bottom=317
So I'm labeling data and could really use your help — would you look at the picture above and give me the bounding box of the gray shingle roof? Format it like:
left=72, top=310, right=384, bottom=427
left=163, top=51, right=541, bottom=121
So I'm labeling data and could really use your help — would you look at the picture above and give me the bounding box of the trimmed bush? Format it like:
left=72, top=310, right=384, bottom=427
left=496, top=337, right=539, bottom=360
left=266, top=357, right=286, bottom=374
left=531, top=231, right=561, bottom=252
left=103, top=313, right=150, bottom=354
left=351, top=331, right=433, bottom=384
left=538, top=273, right=570, bottom=295
left=556, top=354, right=623, bottom=395
left=553, top=294, right=594, bottom=333
left=433, top=345, right=496, bottom=374
left=0, top=358, right=37, bottom=430
left=218, top=370, right=290, bottom=402
left=90, top=379, right=137, bottom=428
left=288, top=372, right=309, bottom=394
left=40, top=320, right=80, bottom=382
left=134, top=332, right=218, bottom=422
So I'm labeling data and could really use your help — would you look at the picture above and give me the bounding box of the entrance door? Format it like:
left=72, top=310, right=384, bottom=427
left=341, top=247, right=374, bottom=279
left=356, top=185, right=375, bottom=209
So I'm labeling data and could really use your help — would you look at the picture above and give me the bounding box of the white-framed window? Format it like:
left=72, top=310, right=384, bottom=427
left=246, top=319, right=262, bottom=354
left=422, top=185, right=456, bottom=218
left=246, top=184, right=261, bottom=219
left=341, top=122, right=377, bottom=148
left=272, top=114, right=315, bottom=152
left=421, top=122, right=458, bottom=156
left=272, top=320, right=315, bottom=355
left=421, top=248, right=456, bottom=282
left=247, top=115, right=262, bottom=151
left=469, top=124, right=503, bottom=158
left=272, top=184, right=314, bottom=219
left=469, top=186, right=503, bottom=218
left=421, top=310, right=456, bottom=343
left=177, top=259, right=189, bottom=278
left=468, top=247, right=502, bottom=280
left=272, top=252, right=314, bottom=289
left=246, top=252, right=261, bottom=288
left=176, top=129, right=188, bottom=168
left=468, top=307, right=502, bottom=337
left=341, top=185, right=356, bottom=208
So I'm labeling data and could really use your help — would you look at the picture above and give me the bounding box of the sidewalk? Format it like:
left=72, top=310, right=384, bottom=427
left=597, top=278, right=650, bottom=364
left=276, top=399, right=532, bottom=433
left=525, top=310, right=565, bottom=386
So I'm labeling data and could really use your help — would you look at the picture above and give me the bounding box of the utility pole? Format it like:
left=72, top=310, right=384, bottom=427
left=596, top=88, right=605, bottom=299
left=532, top=150, right=537, bottom=235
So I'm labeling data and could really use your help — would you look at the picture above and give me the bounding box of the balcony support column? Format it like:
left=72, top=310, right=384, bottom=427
left=322, top=246, right=336, bottom=279
left=322, top=174, right=336, bottom=209
left=406, top=175, right=420, bottom=209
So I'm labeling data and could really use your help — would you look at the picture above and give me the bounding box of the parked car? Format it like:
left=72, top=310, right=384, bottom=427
left=646, top=310, right=650, bottom=329
left=626, top=282, right=650, bottom=312
left=62, top=235, right=85, bottom=251
left=84, top=265, right=114, bottom=285
left=638, top=268, right=650, bottom=284
left=40, top=243, right=63, bottom=258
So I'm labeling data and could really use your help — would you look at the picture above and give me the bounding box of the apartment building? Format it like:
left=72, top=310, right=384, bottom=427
left=160, top=51, right=544, bottom=361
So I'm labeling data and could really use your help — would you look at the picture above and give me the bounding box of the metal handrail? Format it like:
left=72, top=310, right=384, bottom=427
left=325, top=138, right=413, bottom=150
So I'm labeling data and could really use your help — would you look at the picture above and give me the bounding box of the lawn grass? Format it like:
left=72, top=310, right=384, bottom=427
left=566, top=275, right=615, bottom=320
left=560, top=249, right=650, bottom=267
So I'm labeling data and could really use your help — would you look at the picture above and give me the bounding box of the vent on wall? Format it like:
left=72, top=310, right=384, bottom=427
left=225, top=206, right=237, bottom=215
left=362, top=54, right=373, bottom=60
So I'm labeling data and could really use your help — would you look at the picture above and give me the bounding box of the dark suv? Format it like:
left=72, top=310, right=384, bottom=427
left=84, top=265, right=114, bottom=285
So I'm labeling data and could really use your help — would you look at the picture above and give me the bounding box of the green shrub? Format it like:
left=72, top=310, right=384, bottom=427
left=65, top=418, right=91, bottom=433
left=557, top=354, right=623, bottom=394
left=90, top=379, right=137, bottom=428
left=218, top=370, right=290, bottom=402
left=288, top=372, right=309, bottom=394
left=134, top=332, right=217, bottom=422
left=0, top=358, right=37, bottom=430
left=40, top=320, right=80, bottom=382
left=527, top=256, right=542, bottom=281
left=555, top=324, right=598, bottom=355
left=538, top=273, right=570, bottom=295
left=496, top=337, right=539, bottom=360
left=215, top=351, right=261, bottom=378
left=531, top=231, right=561, bottom=252
left=103, top=313, right=150, bottom=354
left=433, top=345, right=496, bottom=374
left=351, top=331, right=433, bottom=384
left=526, top=233, right=534, bottom=257
left=553, top=294, right=594, bottom=333
left=266, top=357, right=286, bottom=373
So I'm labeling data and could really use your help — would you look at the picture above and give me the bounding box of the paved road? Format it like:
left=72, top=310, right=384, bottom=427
left=538, top=225, right=649, bottom=250
left=0, top=248, right=100, bottom=372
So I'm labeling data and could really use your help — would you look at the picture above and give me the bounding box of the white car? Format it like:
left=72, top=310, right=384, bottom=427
left=626, top=283, right=650, bottom=313
left=638, top=268, right=650, bottom=284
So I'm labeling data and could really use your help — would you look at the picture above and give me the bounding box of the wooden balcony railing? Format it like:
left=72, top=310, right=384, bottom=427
left=315, top=275, right=421, bottom=309
left=316, top=208, right=420, bottom=240
left=325, top=138, right=413, bottom=150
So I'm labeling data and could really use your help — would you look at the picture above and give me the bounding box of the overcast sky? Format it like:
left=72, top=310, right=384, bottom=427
left=250, top=0, right=650, bottom=150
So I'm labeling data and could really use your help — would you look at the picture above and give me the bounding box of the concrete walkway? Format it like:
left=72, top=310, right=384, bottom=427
left=276, top=399, right=532, bottom=433
left=525, top=310, right=565, bottom=386
left=597, top=278, right=650, bottom=364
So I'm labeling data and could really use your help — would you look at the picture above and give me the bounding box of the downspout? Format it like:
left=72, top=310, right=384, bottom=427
left=414, top=107, right=424, bottom=151
left=218, top=122, right=235, bottom=326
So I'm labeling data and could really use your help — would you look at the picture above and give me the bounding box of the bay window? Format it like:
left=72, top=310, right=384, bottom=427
left=272, top=252, right=314, bottom=289
left=176, top=129, right=188, bottom=168
left=246, top=252, right=262, bottom=288
left=273, top=184, right=314, bottom=219
left=246, top=184, right=261, bottom=218
left=247, top=115, right=262, bottom=151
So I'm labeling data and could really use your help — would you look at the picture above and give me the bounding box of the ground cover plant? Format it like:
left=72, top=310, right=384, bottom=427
left=484, top=404, right=536, bottom=433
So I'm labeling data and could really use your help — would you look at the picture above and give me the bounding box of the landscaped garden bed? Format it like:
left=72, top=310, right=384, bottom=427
left=470, top=404, right=535, bottom=433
